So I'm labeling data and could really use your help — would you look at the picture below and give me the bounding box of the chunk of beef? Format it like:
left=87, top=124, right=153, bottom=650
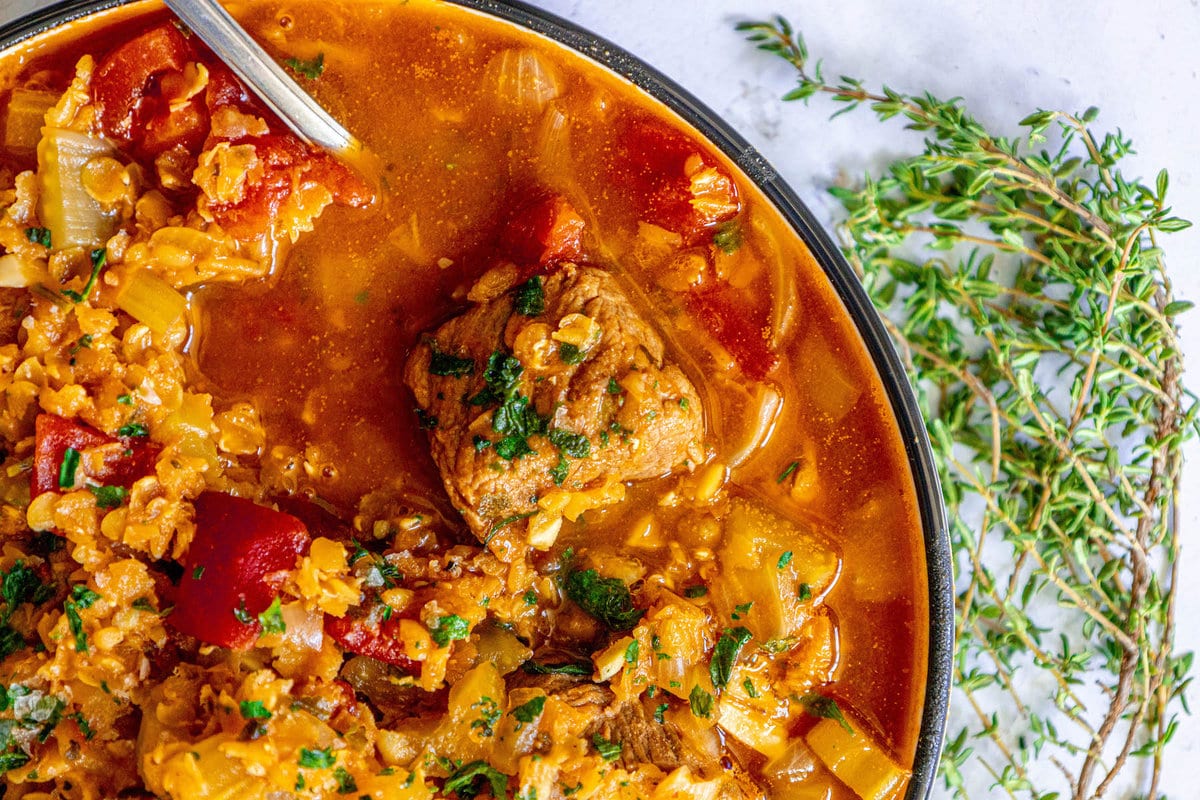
left=404, top=263, right=705, bottom=546
left=509, top=671, right=693, bottom=774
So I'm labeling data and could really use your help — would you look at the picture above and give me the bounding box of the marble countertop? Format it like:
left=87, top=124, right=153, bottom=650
left=2, top=0, right=1198, bottom=796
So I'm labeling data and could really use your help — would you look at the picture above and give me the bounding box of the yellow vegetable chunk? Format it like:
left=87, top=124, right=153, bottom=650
left=3, top=88, right=57, bottom=154
left=116, top=269, right=188, bottom=334
left=805, top=717, right=910, bottom=800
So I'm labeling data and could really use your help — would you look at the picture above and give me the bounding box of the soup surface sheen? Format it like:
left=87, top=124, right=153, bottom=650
left=0, top=1, right=928, bottom=798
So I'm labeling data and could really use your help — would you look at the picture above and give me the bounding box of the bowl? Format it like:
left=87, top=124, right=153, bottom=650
left=0, top=1, right=953, bottom=797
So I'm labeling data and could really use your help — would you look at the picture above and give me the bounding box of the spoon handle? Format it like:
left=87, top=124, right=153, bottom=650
left=163, top=0, right=360, bottom=155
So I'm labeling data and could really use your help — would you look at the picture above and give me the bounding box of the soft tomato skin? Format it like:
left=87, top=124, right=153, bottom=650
left=93, top=23, right=194, bottom=142
left=499, top=191, right=586, bottom=269
left=170, top=492, right=310, bottom=650
left=31, top=414, right=160, bottom=498
left=612, top=115, right=740, bottom=243
left=325, top=614, right=420, bottom=672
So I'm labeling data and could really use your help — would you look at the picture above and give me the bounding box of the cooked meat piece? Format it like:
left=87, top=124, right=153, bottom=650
left=510, top=671, right=693, bottom=774
left=405, top=263, right=705, bottom=545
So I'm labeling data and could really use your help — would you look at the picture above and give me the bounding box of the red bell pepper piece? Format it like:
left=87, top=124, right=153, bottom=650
left=612, top=115, right=740, bottom=243
left=499, top=192, right=585, bottom=268
left=687, top=284, right=778, bottom=380
left=170, top=492, right=310, bottom=650
left=93, top=23, right=194, bottom=142
left=325, top=613, right=419, bottom=672
left=31, top=414, right=160, bottom=498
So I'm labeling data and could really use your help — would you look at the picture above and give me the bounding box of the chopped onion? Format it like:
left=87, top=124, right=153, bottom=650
left=484, top=48, right=562, bottom=115
left=723, top=382, right=783, bottom=469
left=36, top=128, right=119, bottom=248
left=280, top=601, right=324, bottom=650
left=0, top=253, right=45, bottom=288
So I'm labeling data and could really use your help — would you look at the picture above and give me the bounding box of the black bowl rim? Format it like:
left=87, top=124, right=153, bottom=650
left=0, top=1, right=954, bottom=796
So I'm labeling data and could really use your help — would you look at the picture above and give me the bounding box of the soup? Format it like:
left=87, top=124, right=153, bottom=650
left=0, top=1, right=929, bottom=798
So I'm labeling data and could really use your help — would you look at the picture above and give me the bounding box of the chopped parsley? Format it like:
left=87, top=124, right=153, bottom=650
left=62, top=248, right=106, bottom=303
left=743, top=678, right=759, bottom=698
left=239, top=700, right=272, bottom=720
left=800, top=693, right=854, bottom=734
left=712, top=220, right=743, bottom=254
left=624, top=639, right=640, bottom=664
left=512, top=276, right=545, bottom=316
left=731, top=601, right=754, bottom=621
left=709, top=626, right=752, bottom=689
left=58, top=447, right=80, bottom=489
left=88, top=485, right=127, bottom=508
left=415, top=408, right=439, bottom=430
left=444, top=760, right=509, bottom=800
left=429, top=343, right=475, bottom=377
left=591, top=733, right=622, bottom=762
left=520, top=660, right=590, bottom=676
left=548, top=429, right=590, bottom=458
left=549, top=454, right=568, bottom=485
left=232, top=600, right=252, bottom=625
left=470, top=696, right=501, bottom=737
left=654, top=702, right=669, bottom=723
left=24, top=227, right=51, bottom=247
left=117, top=393, right=133, bottom=405
left=509, top=695, right=546, bottom=727
left=192, top=565, right=206, bottom=581
left=522, top=589, right=538, bottom=605
left=285, top=52, right=325, bottom=80
left=0, top=562, right=52, bottom=658
left=558, top=342, right=586, bottom=365
left=257, top=596, right=286, bottom=635
left=298, top=747, right=336, bottom=769
left=777, top=551, right=794, bottom=569
left=688, top=685, right=714, bottom=719
left=683, top=585, right=708, bottom=599
left=333, top=766, right=357, bottom=794
left=563, top=569, right=645, bottom=631
left=797, top=583, right=813, bottom=602
left=429, top=614, right=470, bottom=647
left=117, top=422, right=148, bottom=438
left=473, top=435, right=492, bottom=452
left=777, top=460, right=800, bottom=483
left=606, top=378, right=622, bottom=395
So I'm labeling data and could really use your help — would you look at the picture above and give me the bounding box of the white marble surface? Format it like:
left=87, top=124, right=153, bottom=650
left=1, top=0, right=1198, bottom=796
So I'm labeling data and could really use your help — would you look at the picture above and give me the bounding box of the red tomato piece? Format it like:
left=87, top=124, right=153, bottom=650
left=170, top=492, right=310, bottom=650
left=613, top=116, right=740, bottom=243
left=31, top=414, right=160, bottom=498
left=93, top=23, right=194, bottom=141
left=499, top=192, right=586, bottom=268
left=687, top=285, right=779, bottom=380
left=204, top=134, right=373, bottom=238
left=326, top=613, right=419, bottom=672
left=140, top=97, right=209, bottom=156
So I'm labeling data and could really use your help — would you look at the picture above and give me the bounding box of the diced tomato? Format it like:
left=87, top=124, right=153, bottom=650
left=141, top=97, right=209, bottom=156
left=326, top=613, right=419, bottom=672
left=687, top=284, right=778, bottom=380
left=204, top=61, right=256, bottom=114
left=612, top=115, right=740, bottom=243
left=499, top=192, right=585, bottom=268
left=93, top=23, right=194, bottom=141
left=31, top=414, right=160, bottom=498
left=204, top=134, right=373, bottom=238
left=170, top=492, right=310, bottom=650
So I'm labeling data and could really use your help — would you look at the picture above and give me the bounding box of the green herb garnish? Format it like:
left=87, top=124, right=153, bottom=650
left=563, top=568, right=644, bottom=631
left=58, top=447, right=80, bottom=489
left=88, top=485, right=127, bottom=508
left=429, top=343, right=475, bottom=377
left=298, top=746, right=336, bottom=769
left=444, top=760, right=508, bottom=800
left=509, top=695, right=546, bottom=727
left=257, top=596, right=286, bottom=635
left=429, top=614, right=470, bottom=647
left=709, top=626, right=752, bottom=689
left=512, top=276, right=545, bottom=316
left=62, top=248, right=106, bottom=303
left=591, top=733, right=622, bottom=762
left=285, top=52, right=324, bottom=80
left=688, top=685, right=713, bottom=719
left=239, top=700, right=272, bottom=720
left=25, top=227, right=51, bottom=247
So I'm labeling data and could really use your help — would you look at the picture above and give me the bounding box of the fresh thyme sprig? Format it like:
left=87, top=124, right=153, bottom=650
left=738, top=16, right=1195, bottom=800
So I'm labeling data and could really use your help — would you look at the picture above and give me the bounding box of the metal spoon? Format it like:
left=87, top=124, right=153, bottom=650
left=163, top=0, right=361, bottom=157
